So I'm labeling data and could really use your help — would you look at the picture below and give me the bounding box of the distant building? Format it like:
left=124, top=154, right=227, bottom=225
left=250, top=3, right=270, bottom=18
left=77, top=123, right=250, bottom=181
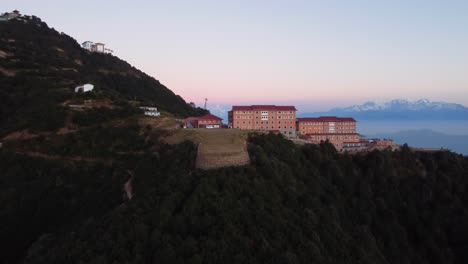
left=342, top=140, right=372, bottom=152
left=0, top=10, right=21, bottom=21
left=298, top=116, right=360, bottom=150
left=184, top=114, right=223, bottom=128
left=228, top=105, right=297, bottom=135
left=94, top=43, right=105, bottom=53
left=372, top=138, right=394, bottom=147
left=81, top=41, right=94, bottom=50
left=74, top=84, right=94, bottom=93
left=81, top=41, right=113, bottom=54
left=140, top=106, right=160, bottom=117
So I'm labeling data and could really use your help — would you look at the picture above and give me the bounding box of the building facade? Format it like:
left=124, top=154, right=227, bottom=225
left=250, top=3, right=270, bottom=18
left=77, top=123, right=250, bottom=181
left=228, top=105, right=297, bottom=135
left=298, top=116, right=359, bottom=150
left=0, top=10, right=20, bottom=21
left=140, top=107, right=160, bottom=117
left=184, top=114, right=223, bottom=129
left=81, top=41, right=113, bottom=54
left=74, top=84, right=94, bottom=93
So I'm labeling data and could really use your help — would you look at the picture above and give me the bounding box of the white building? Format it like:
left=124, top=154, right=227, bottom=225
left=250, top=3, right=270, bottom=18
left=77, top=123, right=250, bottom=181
left=94, top=43, right=105, bottom=53
left=81, top=41, right=113, bottom=54
left=75, top=84, right=94, bottom=93
left=0, top=10, right=20, bottom=21
left=81, top=41, right=94, bottom=50
left=140, top=107, right=160, bottom=117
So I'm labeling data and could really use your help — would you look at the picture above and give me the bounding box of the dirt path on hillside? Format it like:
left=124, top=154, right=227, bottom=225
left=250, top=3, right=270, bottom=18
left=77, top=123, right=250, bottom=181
left=13, top=150, right=114, bottom=165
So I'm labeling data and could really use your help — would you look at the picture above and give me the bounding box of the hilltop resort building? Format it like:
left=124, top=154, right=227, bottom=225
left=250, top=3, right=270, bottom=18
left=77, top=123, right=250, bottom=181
left=184, top=114, right=223, bottom=129
left=297, top=116, right=360, bottom=150
left=228, top=105, right=297, bottom=136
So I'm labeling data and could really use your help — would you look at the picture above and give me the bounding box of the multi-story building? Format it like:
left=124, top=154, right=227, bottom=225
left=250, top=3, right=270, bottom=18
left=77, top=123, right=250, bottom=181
left=297, top=116, right=359, bottom=150
left=228, top=105, right=297, bottom=135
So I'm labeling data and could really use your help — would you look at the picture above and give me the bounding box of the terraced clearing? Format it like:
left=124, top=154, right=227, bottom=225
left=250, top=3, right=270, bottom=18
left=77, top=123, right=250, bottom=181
left=163, top=129, right=251, bottom=169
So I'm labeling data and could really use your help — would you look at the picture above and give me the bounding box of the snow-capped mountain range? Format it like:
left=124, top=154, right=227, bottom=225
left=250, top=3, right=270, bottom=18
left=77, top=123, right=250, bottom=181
left=299, top=99, right=468, bottom=120
left=331, top=99, right=467, bottom=112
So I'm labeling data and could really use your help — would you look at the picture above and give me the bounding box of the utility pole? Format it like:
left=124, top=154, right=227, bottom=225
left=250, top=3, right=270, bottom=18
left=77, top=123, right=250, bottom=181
left=204, top=98, right=208, bottom=109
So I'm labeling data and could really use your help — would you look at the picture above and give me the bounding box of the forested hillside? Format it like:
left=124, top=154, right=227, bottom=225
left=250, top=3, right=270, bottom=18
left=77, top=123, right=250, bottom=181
left=1, top=13, right=468, bottom=264
left=0, top=16, right=206, bottom=136
left=2, top=131, right=468, bottom=264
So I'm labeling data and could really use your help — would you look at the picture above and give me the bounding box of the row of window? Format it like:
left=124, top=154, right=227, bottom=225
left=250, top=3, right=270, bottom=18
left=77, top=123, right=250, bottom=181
left=236, top=121, right=295, bottom=125
left=236, top=116, right=294, bottom=119
left=235, top=111, right=294, bottom=114
left=309, top=135, right=360, bottom=140
left=235, top=126, right=295, bottom=130
left=300, top=122, right=355, bottom=125
left=199, top=120, right=220, bottom=124
left=300, top=126, right=356, bottom=130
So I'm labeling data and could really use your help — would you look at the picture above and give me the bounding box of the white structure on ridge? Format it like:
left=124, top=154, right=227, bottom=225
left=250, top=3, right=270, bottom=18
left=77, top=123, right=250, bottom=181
left=81, top=41, right=113, bottom=54
left=140, top=107, right=161, bottom=117
left=75, top=84, right=94, bottom=93
left=0, top=10, right=21, bottom=21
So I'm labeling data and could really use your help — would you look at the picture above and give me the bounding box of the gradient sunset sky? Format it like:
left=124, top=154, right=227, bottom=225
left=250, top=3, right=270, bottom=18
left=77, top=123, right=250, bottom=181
left=4, top=0, right=468, bottom=111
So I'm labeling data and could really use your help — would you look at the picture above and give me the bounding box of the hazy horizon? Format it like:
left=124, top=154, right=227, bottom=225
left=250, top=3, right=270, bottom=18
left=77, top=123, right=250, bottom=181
left=3, top=0, right=468, bottom=112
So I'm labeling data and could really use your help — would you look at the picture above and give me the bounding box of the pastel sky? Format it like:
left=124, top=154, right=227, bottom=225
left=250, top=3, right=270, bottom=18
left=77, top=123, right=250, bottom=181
left=3, top=0, right=468, bottom=111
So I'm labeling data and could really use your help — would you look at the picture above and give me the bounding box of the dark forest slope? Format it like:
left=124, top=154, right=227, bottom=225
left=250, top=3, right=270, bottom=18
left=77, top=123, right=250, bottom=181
left=2, top=132, right=468, bottom=264
left=0, top=16, right=205, bottom=135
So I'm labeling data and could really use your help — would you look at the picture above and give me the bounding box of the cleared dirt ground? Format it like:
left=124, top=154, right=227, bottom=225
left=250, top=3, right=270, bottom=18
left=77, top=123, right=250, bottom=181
left=163, top=129, right=251, bottom=169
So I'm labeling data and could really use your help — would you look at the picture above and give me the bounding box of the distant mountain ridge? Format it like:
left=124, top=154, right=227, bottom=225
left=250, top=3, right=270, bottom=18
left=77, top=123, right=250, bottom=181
left=299, top=99, right=468, bottom=120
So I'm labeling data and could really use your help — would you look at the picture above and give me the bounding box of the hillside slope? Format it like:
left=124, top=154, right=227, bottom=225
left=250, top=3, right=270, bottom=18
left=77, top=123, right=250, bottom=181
left=2, top=132, right=468, bottom=264
left=0, top=15, right=206, bottom=136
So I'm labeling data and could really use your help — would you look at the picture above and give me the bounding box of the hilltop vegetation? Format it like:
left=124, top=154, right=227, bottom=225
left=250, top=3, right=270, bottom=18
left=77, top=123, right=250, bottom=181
left=0, top=16, right=206, bottom=136
left=2, top=130, right=468, bottom=264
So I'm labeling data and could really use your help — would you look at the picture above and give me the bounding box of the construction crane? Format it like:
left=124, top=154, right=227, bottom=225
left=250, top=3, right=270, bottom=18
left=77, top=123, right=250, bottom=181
left=204, top=98, right=208, bottom=109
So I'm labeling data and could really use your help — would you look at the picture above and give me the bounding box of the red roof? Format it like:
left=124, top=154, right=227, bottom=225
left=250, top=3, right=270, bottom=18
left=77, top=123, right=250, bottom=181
left=232, top=105, right=297, bottom=111
left=298, top=116, right=356, bottom=122
left=198, top=113, right=223, bottom=120
left=184, top=113, right=223, bottom=122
